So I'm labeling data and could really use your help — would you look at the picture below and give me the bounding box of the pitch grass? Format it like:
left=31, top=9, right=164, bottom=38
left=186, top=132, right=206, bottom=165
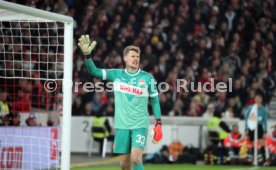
left=72, top=164, right=276, bottom=170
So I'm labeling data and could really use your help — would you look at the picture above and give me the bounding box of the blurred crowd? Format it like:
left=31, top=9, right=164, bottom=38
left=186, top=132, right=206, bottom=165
left=0, top=0, right=276, bottom=121
left=70, top=0, right=276, bottom=119
left=143, top=124, right=276, bottom=166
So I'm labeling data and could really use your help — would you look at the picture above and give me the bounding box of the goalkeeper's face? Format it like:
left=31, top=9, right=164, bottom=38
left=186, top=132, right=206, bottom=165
left=124, top=50, right=140, bottom=70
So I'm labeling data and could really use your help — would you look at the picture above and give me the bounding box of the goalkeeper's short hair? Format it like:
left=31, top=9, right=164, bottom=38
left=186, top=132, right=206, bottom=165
left=123, top=45, right=140, bottom=56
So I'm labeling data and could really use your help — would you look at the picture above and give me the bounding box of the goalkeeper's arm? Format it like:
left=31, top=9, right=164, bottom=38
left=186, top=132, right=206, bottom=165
left=150, top=96, right=161, bottom=119
left=78, top=35, right=103, bottom=79
left=150, top=96, right=163, bottom=143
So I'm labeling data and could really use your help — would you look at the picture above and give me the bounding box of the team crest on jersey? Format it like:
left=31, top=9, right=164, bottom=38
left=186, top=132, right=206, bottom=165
left=138, top=79, right=145, bottom=88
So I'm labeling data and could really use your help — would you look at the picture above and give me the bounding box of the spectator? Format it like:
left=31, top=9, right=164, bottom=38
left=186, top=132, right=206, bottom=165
left=144, top=145, right=170, bottom=164
left=101, top=96, right=115, bottom=117
left=83, top=102, right=93, bottom=116
left=245, top=93, right=268, bottom=141
left=265, top=125, right=276, bottom=166
left=222, top=98, right=236, bottom=119
left=202, top=103, right=215, bottom=118
left=223, top=124, right=244, bottom=164
left=2, top=112, right=21, bottom=126
left=168, top=98, right=184, bottom=116
left=91, top=112, right=114, bottom=156
left=53, top=0, right=68, bottom=14
left=207, top=111, right=231, bottom=146
left=159, top=92, right=173, bottom=115
left=12, top=89, right=31, bottom=113
left=0, top=90, right=9, bottom=124
left=168, top=140, right=184, bottom=162
left=92, top=93, right=104, bottom=115
left=25, top=113, right=40, bottom=127
left=244, top=93, right=268, bottom=165
left=72, top=96, right=83, bottom=116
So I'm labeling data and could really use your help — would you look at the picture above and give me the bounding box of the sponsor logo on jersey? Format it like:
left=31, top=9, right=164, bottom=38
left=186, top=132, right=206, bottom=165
left=119, top=84, right=143, bottom=95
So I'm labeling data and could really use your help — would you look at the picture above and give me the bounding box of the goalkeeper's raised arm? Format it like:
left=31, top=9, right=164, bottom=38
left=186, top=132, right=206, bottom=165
left=78, top=34, right=103, bottom=80
left=78, top=34, right=120, bottom=82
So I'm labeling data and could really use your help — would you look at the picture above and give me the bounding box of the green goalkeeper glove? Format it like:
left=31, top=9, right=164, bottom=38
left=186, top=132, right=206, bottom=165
left=78, top=34, right=97, bottom=56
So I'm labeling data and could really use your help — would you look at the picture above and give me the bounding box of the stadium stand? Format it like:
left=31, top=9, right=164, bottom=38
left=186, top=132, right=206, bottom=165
left=2, top=0, right=275, bottom=121
left=1, top=0, right=276, bottom=167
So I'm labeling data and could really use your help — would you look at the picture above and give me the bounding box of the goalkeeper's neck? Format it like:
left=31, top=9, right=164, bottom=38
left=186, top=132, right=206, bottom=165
left=125, top=67, right=139, bottom=74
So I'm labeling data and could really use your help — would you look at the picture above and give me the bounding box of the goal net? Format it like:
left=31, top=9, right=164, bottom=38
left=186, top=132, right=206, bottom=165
left=0, top=1, right=73, bottom=170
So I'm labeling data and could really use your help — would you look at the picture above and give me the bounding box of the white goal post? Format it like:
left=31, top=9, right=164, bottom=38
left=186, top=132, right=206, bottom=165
left=0, top=1, right=73, bottom=170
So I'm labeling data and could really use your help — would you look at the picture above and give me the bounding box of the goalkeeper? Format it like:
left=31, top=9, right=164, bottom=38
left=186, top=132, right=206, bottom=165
left=78, top=35, right=163, bottom=170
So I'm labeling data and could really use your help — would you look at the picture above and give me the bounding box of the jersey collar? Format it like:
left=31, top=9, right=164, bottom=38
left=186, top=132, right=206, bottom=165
left=124, top=68, right=141, bottom=76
